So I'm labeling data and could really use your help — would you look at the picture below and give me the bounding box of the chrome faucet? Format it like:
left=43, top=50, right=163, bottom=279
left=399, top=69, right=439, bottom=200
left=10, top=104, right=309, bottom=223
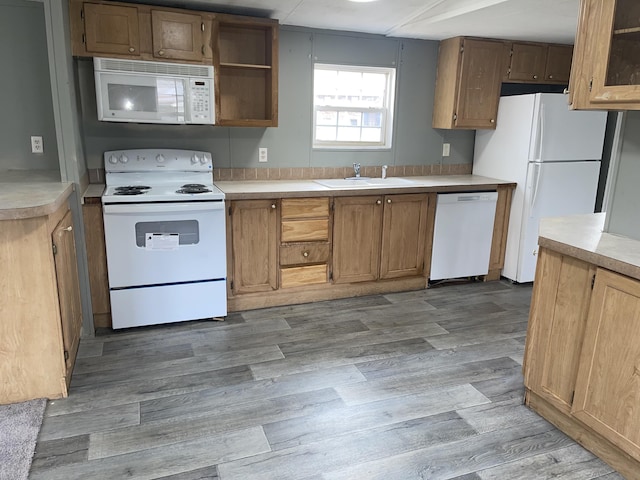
left=381, top=165, right=388, bottom=179
left=353, top=163, right=361, bottom=178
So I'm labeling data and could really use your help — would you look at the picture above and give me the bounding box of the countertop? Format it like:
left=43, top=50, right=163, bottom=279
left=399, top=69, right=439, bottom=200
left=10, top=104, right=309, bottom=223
left=0, top=170, right=73, bottom=220
left=214, top=175, right=516, bottom=199
left=539, top=213, right=640, bottom=281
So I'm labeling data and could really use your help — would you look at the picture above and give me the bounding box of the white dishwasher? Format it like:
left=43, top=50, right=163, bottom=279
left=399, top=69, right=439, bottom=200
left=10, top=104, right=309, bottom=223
left=430, top=191, right=498, bottom=281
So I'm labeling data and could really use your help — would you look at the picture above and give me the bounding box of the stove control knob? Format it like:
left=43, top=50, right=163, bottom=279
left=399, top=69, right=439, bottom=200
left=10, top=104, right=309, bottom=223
left=108, top=155, right=118, bottom=164
left=119, top=154, right=129, bottom=164
left=191, top=154, right=200, bottom=164
left=199, top=156, right=208, bottom=165
left=156, top=154, right=166, bottom=163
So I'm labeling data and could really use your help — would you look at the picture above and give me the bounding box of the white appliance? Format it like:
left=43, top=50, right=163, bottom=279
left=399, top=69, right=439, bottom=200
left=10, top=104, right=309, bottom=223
left=102, top=149, right=226, bottom=329
left=473, top=93, right=607, bottom=283
left=94, top=58, right=214, bottom=125
left=430, top=192, right=498, bottom=281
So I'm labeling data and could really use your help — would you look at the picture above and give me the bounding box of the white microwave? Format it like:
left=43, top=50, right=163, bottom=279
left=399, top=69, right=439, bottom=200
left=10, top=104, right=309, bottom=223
left=93, top=57, right=215, bottom=125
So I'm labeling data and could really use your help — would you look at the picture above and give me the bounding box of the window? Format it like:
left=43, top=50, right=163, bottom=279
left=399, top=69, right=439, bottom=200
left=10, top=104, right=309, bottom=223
left=313, top=64, right=396, bottom=149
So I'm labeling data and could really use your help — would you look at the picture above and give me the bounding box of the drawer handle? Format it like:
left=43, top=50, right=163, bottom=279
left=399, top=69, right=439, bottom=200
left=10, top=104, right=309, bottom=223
left=302, top=251, right=309, bottom=258
left=158, top=50, right=165, bottom=56
left=128, top=47, right=135, bottom=53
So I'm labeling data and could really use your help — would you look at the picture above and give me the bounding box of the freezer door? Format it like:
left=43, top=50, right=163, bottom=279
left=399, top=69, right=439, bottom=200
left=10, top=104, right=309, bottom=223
left=529, top=94, right=607, bottom=162
left=514, top=161, right=600, bottom=282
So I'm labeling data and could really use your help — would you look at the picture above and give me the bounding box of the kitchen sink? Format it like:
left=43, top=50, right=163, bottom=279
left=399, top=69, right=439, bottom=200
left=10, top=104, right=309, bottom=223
left=314, top=177, right=416, bottom=188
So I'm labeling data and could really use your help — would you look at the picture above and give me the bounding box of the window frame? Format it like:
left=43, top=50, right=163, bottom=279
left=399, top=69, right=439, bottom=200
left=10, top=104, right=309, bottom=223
left=312, top=63, right=396, bottom=150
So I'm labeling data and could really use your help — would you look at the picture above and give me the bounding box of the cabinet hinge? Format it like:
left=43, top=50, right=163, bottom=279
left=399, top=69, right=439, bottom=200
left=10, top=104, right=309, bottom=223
left=230, top=280, right=234, bottom=290
left=82, top=33, right=86, bottom=45
left=591, top=274, right=595, bottom=290
left=52, top=242, right=58, bottom=255
left=453, top=113, right=457, bottom=121
left=201, top=22, right=205, bottom=32
left=228, top=206, right=232, bottom=216
left=80, top=8, right=84, bottom=20
left=460, top=46, right=464, bottom=53
left=329, top=270, right=333, bottom=281
left=202, top=45, right=205, bottom=55
left=64, top=350, right=69, bottom=361
left=589, top=78, right=593, bottom=92
left=570, top=390, right=575, bottom=404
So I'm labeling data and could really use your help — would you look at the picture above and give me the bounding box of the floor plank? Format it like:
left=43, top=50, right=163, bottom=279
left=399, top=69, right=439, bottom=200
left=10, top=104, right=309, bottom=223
left=32, top=280, right=625, bottom=480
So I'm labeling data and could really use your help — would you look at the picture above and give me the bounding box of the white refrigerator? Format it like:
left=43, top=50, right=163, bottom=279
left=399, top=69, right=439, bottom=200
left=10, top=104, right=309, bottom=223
left=473, top=93, right=607, bottom=283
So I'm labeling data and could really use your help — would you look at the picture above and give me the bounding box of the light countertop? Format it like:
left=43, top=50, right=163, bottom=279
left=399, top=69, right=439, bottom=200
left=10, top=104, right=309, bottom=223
left=214, top=175, right=516, bottom=199
left=0, top=170, right=73, bottom=220
left=539, top=213, right=640, bottom=281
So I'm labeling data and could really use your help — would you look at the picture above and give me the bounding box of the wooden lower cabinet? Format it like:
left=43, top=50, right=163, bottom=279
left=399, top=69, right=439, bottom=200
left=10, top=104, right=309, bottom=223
left=83, top=202, right=111, bottom=328
left=524, top=246, right=640, bottom=477
left=332, top=195, right=383, bottom=283
left=0, top=201, right=82, bottom=402
left=229, top=199, right=278, bottom=294
left=333, top=193, right=431, bottom=283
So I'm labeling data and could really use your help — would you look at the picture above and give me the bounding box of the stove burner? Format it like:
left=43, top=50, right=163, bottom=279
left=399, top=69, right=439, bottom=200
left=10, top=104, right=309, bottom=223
left=176, top=185, right=213, bottom=194
left=114, top=185, right=151, bottom=196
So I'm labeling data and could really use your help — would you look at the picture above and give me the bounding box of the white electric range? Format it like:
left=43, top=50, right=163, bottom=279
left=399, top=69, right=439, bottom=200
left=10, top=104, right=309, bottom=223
left=102, top=149, right=227, bottom=329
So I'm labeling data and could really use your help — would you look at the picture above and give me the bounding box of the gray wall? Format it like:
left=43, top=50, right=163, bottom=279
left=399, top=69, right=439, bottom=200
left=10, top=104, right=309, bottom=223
left=0, top=0, right=59, bottom=172
left=77, top=26, right=475, bottom=170
left=605, top=111, right=640, bottom=241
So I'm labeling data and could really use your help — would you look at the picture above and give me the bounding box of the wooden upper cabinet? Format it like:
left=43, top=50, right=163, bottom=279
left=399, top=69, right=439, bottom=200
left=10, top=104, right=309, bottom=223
left=214, top=16, right=279, bottom=127
left=523, top=248, right=595, bottom=414
left=332, top=196, right=383, bottom=284
left=52, top=210, right=83, bottom=383
left=544, top=45, right=573, bottom=83
left=379, top=194, right=429, bottom=280
left=151, top=10, right=206, bottom=62
left=572, top=268, right=640, bottom=461
left=570, top=0, right=640, bottom=109
left=230, top=199, right=278, bottom=295
left=432, top=37, right=504, bottom=129
left=508, top=42, right=547, bottom=82
left=82, top=3, right=140, bottom=56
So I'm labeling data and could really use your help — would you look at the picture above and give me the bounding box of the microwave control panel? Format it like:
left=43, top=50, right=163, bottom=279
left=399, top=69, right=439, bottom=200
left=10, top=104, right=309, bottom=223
left=189, top=79, right=214, bottom=123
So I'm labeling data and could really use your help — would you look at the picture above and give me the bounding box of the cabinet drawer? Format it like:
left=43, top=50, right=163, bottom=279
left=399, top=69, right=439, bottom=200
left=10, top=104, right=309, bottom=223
left=280, top=264, right=328, bottom=288
left=280, top=243, right=330, bottom=266
left=281, top=198, right=329, bottom=219
left=282, top=219, right=329, bottom=242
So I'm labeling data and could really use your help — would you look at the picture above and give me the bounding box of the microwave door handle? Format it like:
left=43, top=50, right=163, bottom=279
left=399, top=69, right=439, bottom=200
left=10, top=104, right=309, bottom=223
left=103, top=202, right=225, bottom=214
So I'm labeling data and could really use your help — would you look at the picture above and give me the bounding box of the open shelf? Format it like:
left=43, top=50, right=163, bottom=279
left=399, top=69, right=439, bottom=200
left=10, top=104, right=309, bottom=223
left=220, top=62, right=272, bottom=70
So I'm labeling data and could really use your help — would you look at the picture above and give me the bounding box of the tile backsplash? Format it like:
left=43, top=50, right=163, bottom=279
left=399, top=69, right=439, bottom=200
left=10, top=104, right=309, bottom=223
left=89, top=164, right=471, bottom=184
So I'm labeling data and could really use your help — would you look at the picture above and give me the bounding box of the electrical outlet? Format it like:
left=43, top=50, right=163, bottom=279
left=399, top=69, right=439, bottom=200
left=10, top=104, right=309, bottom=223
left=259, top=147, right=268, bottom=163
left=31, top=136, right=43, bottom=154
left=442, top=143, right=450, bottom=157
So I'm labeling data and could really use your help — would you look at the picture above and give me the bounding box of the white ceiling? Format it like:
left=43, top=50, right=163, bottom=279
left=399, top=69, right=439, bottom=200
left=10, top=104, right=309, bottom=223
left=138, top=0, right=580, bottom=44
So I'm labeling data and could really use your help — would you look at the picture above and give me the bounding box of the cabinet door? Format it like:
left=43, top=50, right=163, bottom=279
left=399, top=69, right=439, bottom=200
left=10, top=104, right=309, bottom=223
left=572, top=268, right=640, bottom=461
left=151, top=10, right=204, bottom=61
left=83, top=3, right=140, bottom=56
left=52, top=210, right=83, bottom=383
left=379, top=193, right=428, bottom=280
left=455, top=38, right=504, bottom=129
left=230, top=200, right=278, bottom=294
left=332, top=196, right=383, bottom=284
left=523, top=248, right=595, bottom=413
left=544, top=45, right=573, bottom=83
left=508, top=42, right=547, bottom=82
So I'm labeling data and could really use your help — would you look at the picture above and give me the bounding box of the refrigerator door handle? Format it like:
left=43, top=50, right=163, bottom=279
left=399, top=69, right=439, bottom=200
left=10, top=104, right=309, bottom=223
left=533, top=103, right=545, bottom=161
left=530, top=163, right=542, bottom=217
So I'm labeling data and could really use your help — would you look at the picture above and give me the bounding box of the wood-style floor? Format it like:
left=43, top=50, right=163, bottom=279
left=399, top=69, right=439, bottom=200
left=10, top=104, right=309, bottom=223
left=31, top=280, right=624, bottom=479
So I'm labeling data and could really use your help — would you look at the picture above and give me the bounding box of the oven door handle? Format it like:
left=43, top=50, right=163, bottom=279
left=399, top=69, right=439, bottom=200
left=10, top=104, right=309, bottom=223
left=103, top=201, right=225, bottom=214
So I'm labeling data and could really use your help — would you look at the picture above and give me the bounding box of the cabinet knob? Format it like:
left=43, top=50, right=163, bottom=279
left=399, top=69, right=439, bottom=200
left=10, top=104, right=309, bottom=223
left=387, top=198, right=392, bottom=204
left=271, top=203, right=276, bottom=209
left=376, top=199, right=381, bottom=205
left=490, top=119, right=495, bottom=123
left=533, top=74, right=538, bottom=80
left=129, top=47, right=135, bottom=53
left=158, top=50, right=165, bottom=56
left=548, top=75, right=553, bottom=79
left=61, top=226, right=73, bottom=232
left=302, top=251, right=309, bottom=258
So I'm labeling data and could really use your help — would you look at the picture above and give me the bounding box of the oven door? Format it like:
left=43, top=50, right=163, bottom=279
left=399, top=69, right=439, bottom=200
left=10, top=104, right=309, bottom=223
left=103, top=201, right=226, bottom=288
